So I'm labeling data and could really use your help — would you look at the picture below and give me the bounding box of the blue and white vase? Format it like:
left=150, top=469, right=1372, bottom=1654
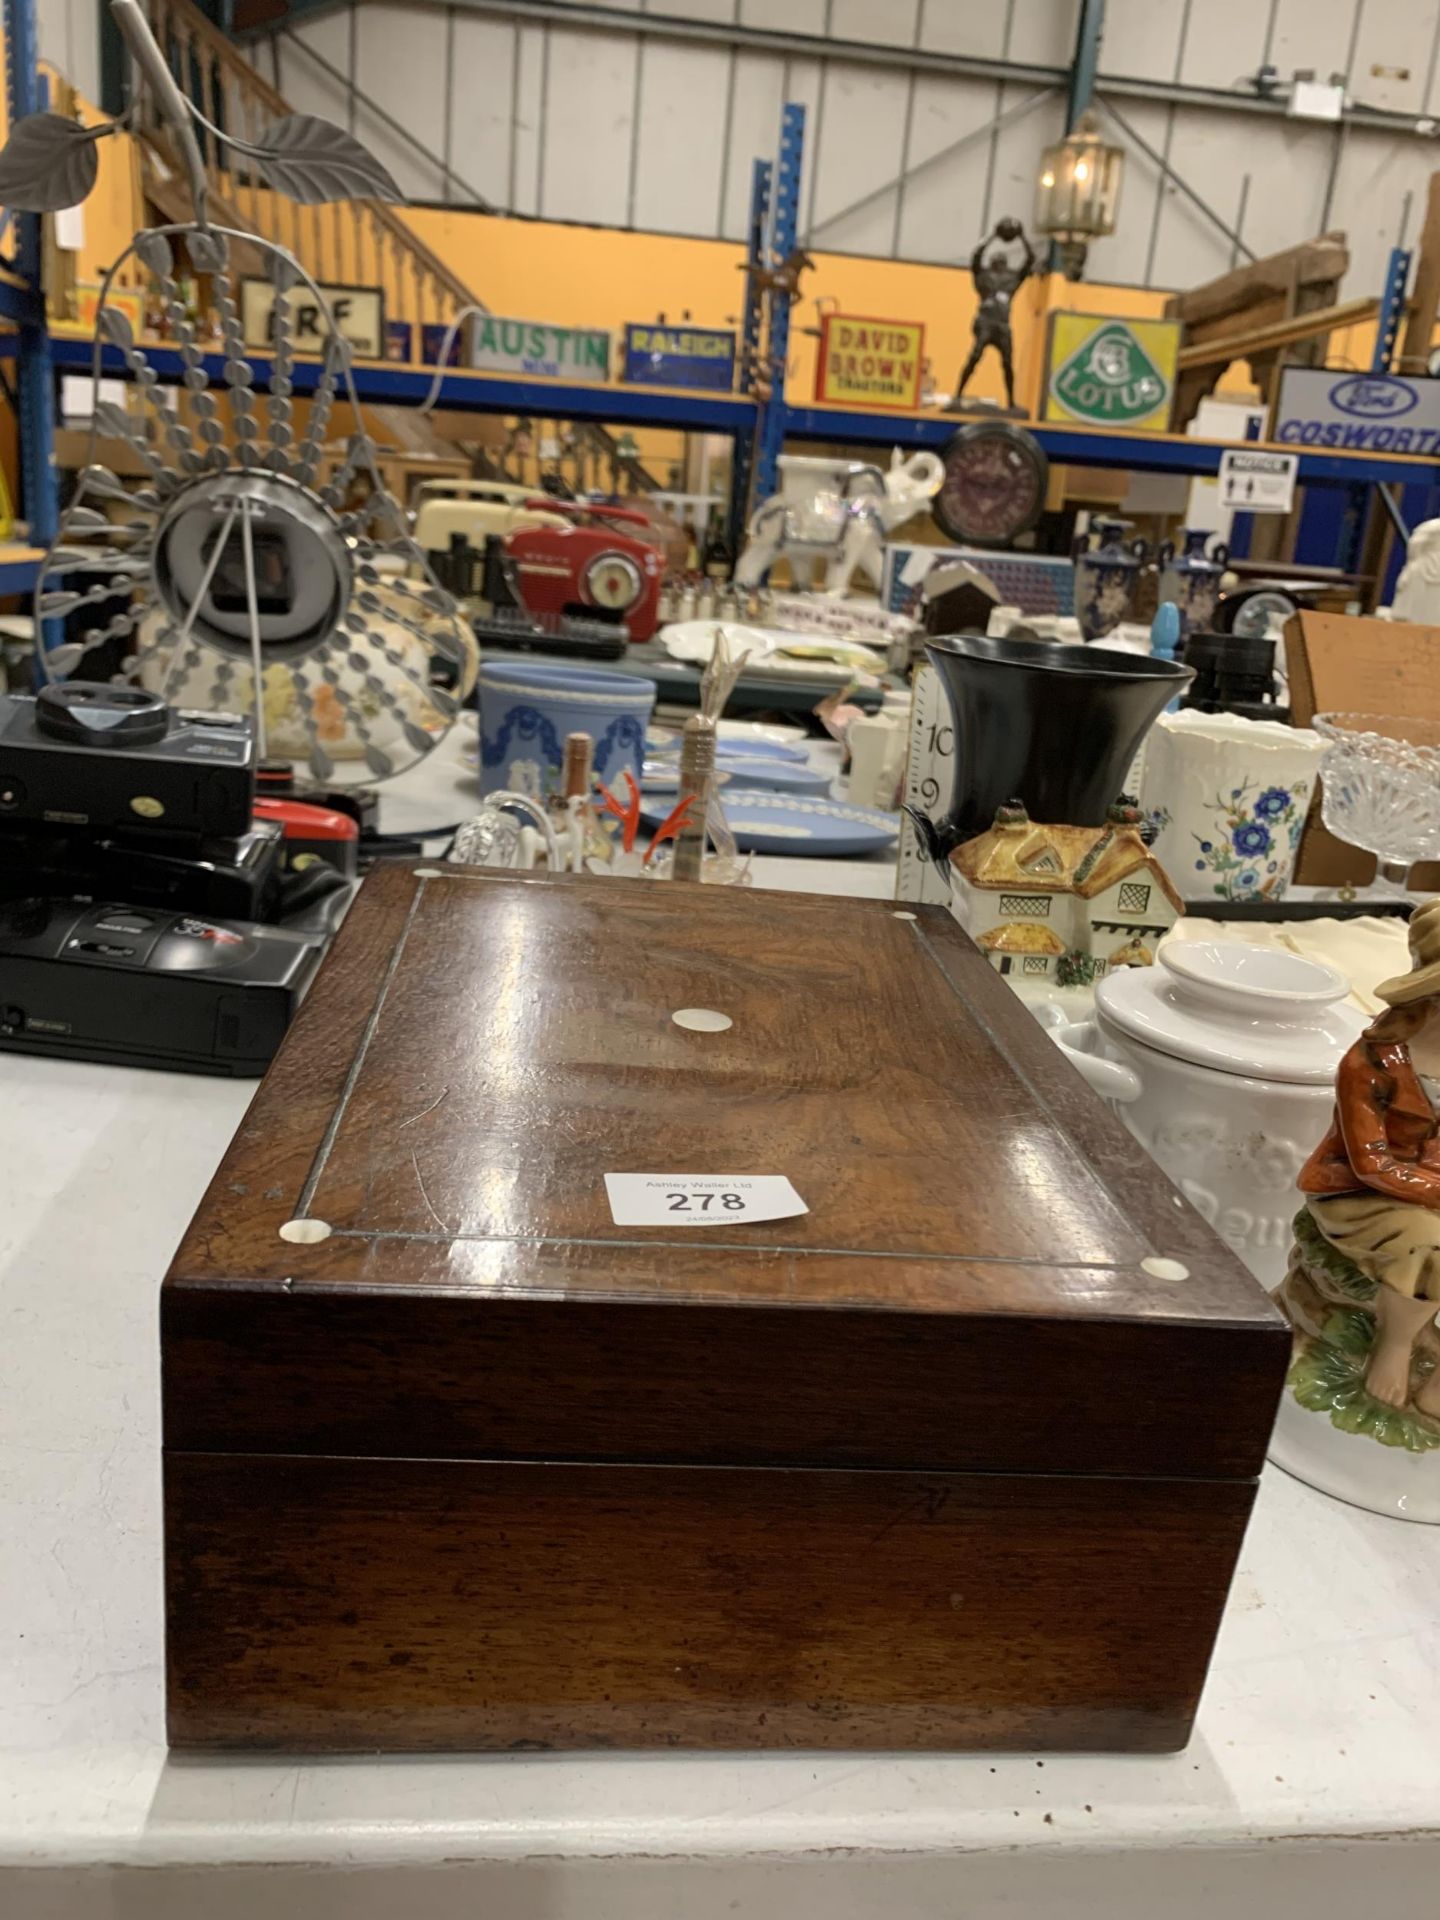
left=1073, top=518, right=1148, bottom=642
left=477, top=661, right=657, bottom=800
left=1159, top=527, right=1228, bottom=637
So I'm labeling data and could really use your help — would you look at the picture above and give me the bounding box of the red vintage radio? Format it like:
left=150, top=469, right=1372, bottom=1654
left=503, top=501, right=665, bottom=642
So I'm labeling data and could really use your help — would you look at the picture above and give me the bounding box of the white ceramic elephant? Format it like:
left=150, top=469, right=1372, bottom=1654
left=1392, top=517, right=1440, bottom=625
left=736, top=448, right=945, bottom=597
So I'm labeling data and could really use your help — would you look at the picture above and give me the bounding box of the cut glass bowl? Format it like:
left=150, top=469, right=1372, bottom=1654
left=1312, top=711, right=1440, bottom=889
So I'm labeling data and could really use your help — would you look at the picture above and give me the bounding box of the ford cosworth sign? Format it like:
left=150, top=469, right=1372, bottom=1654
left=1273, top=368, right=1440, bottom=453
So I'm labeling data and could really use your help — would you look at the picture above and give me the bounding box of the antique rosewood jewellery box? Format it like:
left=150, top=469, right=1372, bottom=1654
left=162, top=865, right=1288, bottom=1752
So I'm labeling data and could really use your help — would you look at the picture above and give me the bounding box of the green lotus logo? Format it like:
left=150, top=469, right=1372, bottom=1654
left=1051, top=322, right=1170, bottom=424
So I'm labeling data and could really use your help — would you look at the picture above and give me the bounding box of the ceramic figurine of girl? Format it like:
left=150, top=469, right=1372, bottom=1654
left=1294, top=898, right=1440, bottom=1417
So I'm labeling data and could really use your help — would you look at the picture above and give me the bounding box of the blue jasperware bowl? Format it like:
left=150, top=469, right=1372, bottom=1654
left=477, top=660, right=658, bottom=798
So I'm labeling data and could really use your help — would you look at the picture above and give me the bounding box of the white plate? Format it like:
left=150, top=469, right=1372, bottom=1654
left=716, top=718, right=808, bottom=747
left=660, top=621, right=885, bottom=673
left=661, top=621, right=781, bottom=664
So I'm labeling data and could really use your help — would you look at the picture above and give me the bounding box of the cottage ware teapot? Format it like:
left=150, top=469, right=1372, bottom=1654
left=1045, top=940, right=1364, bottom=1291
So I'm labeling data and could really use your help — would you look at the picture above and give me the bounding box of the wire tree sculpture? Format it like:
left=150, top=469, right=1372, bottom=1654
left=0, top=0, right=472, bottom=783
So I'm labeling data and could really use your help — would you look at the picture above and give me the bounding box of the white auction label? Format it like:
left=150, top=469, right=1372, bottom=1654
left=604, top=1173, right=808, bottom=1227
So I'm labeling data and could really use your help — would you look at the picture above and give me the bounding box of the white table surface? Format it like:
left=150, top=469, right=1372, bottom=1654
left=3, top=730, right=1438, bottom=1918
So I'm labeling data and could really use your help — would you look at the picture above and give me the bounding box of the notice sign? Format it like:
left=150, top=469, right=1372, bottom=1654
left=622, top=323, right=736, bottom=391
left=1218, top=447, right=1298, bottom=514
left=465, top=314, right=611, bottom=383
left=1273, top=367, right=1440, bottom=454
left=815, top=314, right=925, bottom=410
left=240, top=279, right=384, bottom=359
left=1042, top=312, right=1179, bottom=432
left=603, top=1173, right=808, bottom=1228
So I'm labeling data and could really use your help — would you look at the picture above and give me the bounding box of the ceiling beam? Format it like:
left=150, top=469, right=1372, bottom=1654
left=236, top=0, right=1440, bottom=144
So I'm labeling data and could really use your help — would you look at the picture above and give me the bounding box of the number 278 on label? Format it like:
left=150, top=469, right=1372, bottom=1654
left=603, top=1173, right=808, bottom=1227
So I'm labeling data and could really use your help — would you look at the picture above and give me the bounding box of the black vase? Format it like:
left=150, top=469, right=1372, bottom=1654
left=907, top=631, right=1193, bottom=873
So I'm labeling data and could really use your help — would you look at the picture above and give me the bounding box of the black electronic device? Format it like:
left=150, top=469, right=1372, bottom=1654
left=470, top=534, right=627, bottom=660
left=0, top=897, right=324, bottom=1076
left=0, top=683, right=255, bottom=837
left=1179, top=629, right=1286, bottom=721
left=0, top=818, right=285, bottom=920
left=472, top=606, right=627, bottom=661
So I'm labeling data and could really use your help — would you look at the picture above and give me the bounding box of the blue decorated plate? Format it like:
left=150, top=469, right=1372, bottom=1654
left=643, top=753, right=832, bottom=798
left=642, top=789, right=898, bottom=857
left=648, top=726, right=808, bottom=762
left=711, top=735, right=810, bottom=762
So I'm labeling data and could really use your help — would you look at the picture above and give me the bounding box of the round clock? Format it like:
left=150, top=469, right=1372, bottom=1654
left=1224, top=587, right=1299, bottom=639
left=585, top=550, right=643, bottom=611
left=932, top=420, right=1049, bottom=548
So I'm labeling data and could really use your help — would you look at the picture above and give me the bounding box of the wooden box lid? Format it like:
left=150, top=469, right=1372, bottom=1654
left=163, top=866, right=1288, bottom=1482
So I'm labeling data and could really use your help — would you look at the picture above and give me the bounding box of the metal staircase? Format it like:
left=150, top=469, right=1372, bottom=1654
left=134, top=0, right=655, bottom=488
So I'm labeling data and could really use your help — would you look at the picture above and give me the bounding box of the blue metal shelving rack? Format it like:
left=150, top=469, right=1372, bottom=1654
left=23, top=85, right=1440, bottom=564
left=727, top=154, right=772, bottom=544
left=1372, top=246, right=1412, bottom=376
left=2, top=0, right=58, bottom=576
left=750, top=101, right=805, bottom=511
left=59, top=315, right=1435, bottom=497
left=53, top=338, right=1440, bottom=489
left=1313, top=244, right=1420, bottom=581
left=48, top=336, right=757, bottom=434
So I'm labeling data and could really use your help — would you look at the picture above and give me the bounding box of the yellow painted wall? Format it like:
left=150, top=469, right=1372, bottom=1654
left=50, top=85, right=149, bottom=318
left=0, top=81, right=1397, bottom=530
left=401, top=206, right=1285, bottom=425
left=406, top=205, right=1069, bottom=413
left=0, top=83, right=1292, bottom=426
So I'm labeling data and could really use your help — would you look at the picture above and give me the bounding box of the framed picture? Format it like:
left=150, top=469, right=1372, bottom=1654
left=240, top=279, right=386, bottom=360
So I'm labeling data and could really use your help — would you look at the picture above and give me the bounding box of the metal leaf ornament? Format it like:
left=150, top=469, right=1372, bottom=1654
left=250, top=115, right=404, bottom=205
left=187, top=228, right=230, bottom=275
left=0, top=111, right=113, bottom=213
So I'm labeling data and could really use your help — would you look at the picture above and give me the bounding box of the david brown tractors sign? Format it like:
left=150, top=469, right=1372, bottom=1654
left=1042, top=314, right=1180, bottom=432
left=816, top=315, right=925, bottom=410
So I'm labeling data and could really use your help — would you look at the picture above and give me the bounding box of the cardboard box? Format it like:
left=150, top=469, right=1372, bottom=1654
left=1286, top=610, right=1440, bottom=888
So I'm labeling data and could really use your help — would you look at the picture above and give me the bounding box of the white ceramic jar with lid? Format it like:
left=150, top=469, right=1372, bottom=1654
left=1047, top=939, right=1365, bottom=1290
